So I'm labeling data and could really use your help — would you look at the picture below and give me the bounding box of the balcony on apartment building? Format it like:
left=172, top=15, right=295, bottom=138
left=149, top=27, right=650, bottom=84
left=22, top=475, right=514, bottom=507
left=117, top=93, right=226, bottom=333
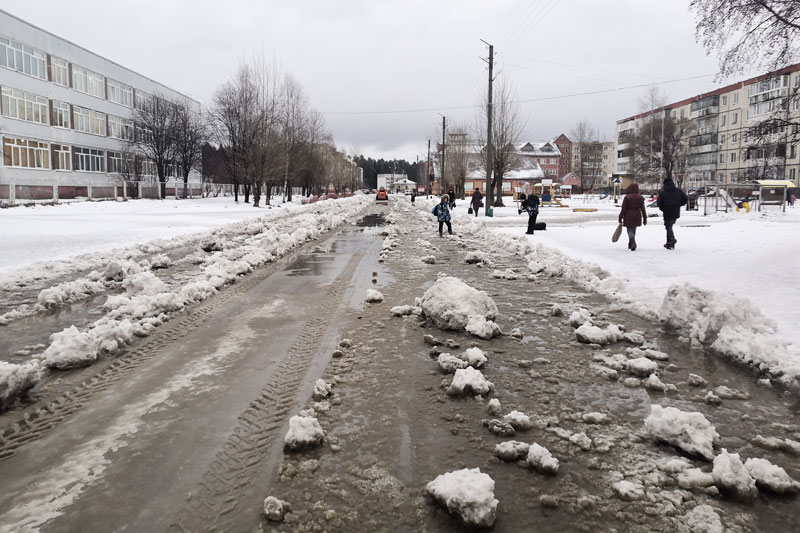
left=688, top=151, right=718, bottom=171
left=689, top=133, right=718, bottom=154
left=617, top=129, right=634, bottom=146
left=690, top=95, right=719, bottom=119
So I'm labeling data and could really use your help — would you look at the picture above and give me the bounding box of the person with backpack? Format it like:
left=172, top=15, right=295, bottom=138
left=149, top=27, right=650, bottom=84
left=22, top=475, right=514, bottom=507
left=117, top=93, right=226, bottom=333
left=519, top=192, right=540, bottom=235
left=618, top=183, right=647, bottom=251
left=432, top=195, right=453, bottom=237
left=656, top=177, right=688, bottom=250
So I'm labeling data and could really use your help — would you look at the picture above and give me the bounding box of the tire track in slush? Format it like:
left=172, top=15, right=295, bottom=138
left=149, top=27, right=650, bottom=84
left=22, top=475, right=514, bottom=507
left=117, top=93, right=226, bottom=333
left=0, top=227, right=355, bottom=463
left=170, top=253, right=361, bottom=533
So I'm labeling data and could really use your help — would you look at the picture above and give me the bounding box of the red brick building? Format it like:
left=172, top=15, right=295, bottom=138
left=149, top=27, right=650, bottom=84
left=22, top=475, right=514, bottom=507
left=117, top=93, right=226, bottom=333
left=553, top=133, right=572, bottom=178
left=519, top=142, right=561, bottom=180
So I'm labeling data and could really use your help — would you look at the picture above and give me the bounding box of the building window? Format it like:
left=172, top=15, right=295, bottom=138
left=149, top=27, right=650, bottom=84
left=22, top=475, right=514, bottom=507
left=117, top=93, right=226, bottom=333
left=732, top=112, right=738, bottom=125
left=0, top=36, right=46, bottom=79
left=721, top=114, right=726, bottom=126
left=107, top=79, right=133, bottom=107
left=1, top=87, right=49, bottom=125
left=791, top=168, right=797, bottom=181
left=108, top=115, right=134, bottom=140
left=135, top=90, right=152, bottom=109
left=733, top=92, right=739, bottom=105
left=71, top=64, right=105, bottom=99
left=792, top=145, right=797, bottom=159
left=73, top=146, right=105, bottom=172
left=73, top=106, right=107, bottom=136
left=719, top=153, right=724, bottom=163
left=2, top=136, right=50, bottom=168
left=680, top=109, right=685, bottom=119
left=720, top=133, right=726, bottom=144
left=51, top=100, right=70, bottom=128
left=722, top=95, right=727, bottom=106
left=730, top=152, right=737, bottom=163
left=138, top=158, right=156, bottom=176
left=51, top=143, right=71, bottom=171
left=107, top=151, right=124, bottom=173
left=50, top=56, right=69, bottom=86
left=731, top=133, right=737, bottom=143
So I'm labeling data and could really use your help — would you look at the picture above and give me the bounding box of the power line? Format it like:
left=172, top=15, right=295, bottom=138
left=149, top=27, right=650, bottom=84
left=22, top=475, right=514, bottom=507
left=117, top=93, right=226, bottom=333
left=320, top=73, right=715, bottom=116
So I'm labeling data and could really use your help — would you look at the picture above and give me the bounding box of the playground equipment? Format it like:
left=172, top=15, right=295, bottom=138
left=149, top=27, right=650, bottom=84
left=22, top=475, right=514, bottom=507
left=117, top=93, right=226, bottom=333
left=533, top=182, right=570, bottom=207
left=756, top=180, right=794, bottom=213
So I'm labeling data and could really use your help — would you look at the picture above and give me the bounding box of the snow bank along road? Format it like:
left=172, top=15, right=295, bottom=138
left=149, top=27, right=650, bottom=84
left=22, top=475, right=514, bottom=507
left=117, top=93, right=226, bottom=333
left=1, top=196, right=799, bottom=531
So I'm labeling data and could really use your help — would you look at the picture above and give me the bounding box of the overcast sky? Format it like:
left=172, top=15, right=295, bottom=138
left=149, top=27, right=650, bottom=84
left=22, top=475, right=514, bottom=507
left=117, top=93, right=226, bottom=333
left=5, top=0, right=746, bottom=161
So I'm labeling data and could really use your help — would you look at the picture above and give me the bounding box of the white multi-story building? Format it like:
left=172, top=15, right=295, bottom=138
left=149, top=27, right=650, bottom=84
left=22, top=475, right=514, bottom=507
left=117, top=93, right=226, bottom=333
left=0, top=9, right=201, bottom=203
left=615, top=63, right=800, bottom=187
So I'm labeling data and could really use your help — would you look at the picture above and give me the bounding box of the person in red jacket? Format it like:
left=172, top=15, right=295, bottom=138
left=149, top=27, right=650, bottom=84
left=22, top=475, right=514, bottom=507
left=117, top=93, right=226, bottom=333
left=618, top=183, right=647, bottom=251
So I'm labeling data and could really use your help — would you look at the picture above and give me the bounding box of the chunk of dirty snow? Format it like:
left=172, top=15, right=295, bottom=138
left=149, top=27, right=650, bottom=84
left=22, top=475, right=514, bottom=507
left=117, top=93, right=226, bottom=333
left=462, top=347, right=487, bottom=368
left=625, top=357, right=659, bottom=377
left=688, top=374, right=707, bottom=387
left=623, top=377, right=641, bottom=388
left=390, top=305, right=414, bottom=317
left=744, top=457, right=800, bottom=494
left=684, top=504, right=724, bottom=533
left=713, top=385, right=750, bottom=400
left=623, top=332, right=645, bottom=345
left=612, top=480, right=645, bottom=501
left=575, top=323, right=624, bottom=345
left=122, top=271, right=167, bottom=296
left=644, top=405, right=719, bottom=461
left=491, top=268, right=517, bottom=280
left=527, top=443, right=559, bottom=475
left=438, top=353, right=468, bottom=374
left=464, top=251, right=493, bottom=267
left=263, top=496, right=291, bottom=522
left=704, top=391, right=722, bottom=405
left=426, top=468, right=498, bottom=528
left=593, top=353, right=627, bottom=370
left=420, top=276, right=498, bottom=331
left=484, top=419, right=515, bottom=437
left=466, top=315, right=502, bottom=339
left=365, top=289, right=384, bottom=303
left=0, top=361, right=41, bottom=410
left=752, top=435, right=800, bottom=455
left=42, top=325, right=100, bottom=370
left=550, top=304, right=564, bottom=317
left=582, top=412, right=608, bottom=424
left=284, top=415, right=325, bottom=451
left=627, top=346, right=669, bottom=361
left=487, top=398, right=502, bottom=416
left=312, top=379, right=332, bottom=400
left=494, top=441, right=530, bottom=461
left=503, top=410, right=533, bottom=431
left=509, top=328, right=523, bottom=339
left=447, top=367, right=494, bottom=396
left=712, top=449, right=757, bottom=499
left=421, top=255, right=436, bottom=264
left=644, top=374, right=677, bottom=392
left=660, top=457, right=693, bottom=474
left=569, top=432, right=592, bottom=451
left=677, top=468, right=716, bottom=490
left=568, top=308, right=591, bottom=327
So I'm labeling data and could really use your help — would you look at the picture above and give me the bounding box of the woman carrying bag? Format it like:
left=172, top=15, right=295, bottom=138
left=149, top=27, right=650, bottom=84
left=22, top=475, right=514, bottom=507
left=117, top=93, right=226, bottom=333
left=617, top=183, right=646, bottom=251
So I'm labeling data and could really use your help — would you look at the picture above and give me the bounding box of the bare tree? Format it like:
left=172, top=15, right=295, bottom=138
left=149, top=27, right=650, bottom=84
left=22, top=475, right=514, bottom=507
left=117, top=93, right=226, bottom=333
left=173, top=99, right=206, bottom=198
left=632, top=113, right=695, bottom=189
left=131, top=94, right=176, bottom=199
left=280, top=75, right=308, bottom=202
left=570, top=119, right=600, bottom=192
left=474, top=80, right=524, bottom=206
left=446, top=124, right=471, bottom=199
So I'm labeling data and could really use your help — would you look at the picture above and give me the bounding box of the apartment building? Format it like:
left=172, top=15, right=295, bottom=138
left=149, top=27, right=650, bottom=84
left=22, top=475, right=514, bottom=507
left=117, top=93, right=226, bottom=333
left=0, top=9, right=201, bottom=202
left=572, top=141, right=615, bottom=188
left=553, top=133, right=572, bottom=177
left=615, top=63, right=800, bottom=186
left=518, top=141, right=561, bottom=178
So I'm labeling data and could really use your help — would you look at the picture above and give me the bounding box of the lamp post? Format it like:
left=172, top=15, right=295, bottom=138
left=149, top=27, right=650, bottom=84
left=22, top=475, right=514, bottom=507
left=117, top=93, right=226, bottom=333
left=438, top=113, right=446, bottom=196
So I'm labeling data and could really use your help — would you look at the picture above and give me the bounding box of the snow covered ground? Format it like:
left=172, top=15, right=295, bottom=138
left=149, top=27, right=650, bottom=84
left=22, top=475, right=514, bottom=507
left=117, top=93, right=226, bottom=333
left=0, top=196, right=303, bottom=273
left=437, top=194, right=800, bottom=382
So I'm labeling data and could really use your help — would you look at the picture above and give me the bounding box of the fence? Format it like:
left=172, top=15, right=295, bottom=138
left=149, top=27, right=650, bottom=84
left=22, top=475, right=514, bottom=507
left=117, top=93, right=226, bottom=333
left=0, top=177, right=203, bottom=206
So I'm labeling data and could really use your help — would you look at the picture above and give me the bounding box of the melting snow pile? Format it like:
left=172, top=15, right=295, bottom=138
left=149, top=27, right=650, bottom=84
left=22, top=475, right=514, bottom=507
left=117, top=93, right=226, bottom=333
left=420, top=275, right=498, bottom=331
left=644, top=405, right=719, bottom=461
left=712, top=449, right=758, bottom=499
left=744, top=457, right=800, bottom=494
left=365, top=289, right=384, bottom=303
left=447, top=367, right=494, bottom=396
left=284, top=414, right=325, bottom=451
left=465, top=315, right=502, bottom=339
left=0, top=361, right=41, bottom=410
left=527, top=443, right=559, bottom=475
left=426, top=468, right=498, bottom=527
left=263, top=496, right=292, bottom=522
left=494, top=441, right=530, bottom=461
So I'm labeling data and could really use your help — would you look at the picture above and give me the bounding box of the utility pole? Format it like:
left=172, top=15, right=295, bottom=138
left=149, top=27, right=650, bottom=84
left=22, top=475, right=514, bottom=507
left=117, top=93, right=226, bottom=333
left=426, top=139, right=431, bottom=198
left=439, top=114, right=447, bottom=196
left=481, top=40, right=494, bottom=215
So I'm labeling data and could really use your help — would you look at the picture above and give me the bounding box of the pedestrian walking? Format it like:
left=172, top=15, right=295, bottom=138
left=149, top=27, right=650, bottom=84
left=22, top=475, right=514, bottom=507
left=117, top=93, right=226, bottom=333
left=471, top=188, right=483, bottom=217
left=656, top=177, right=688, bottom=250
left=519, top=192, right=540, bottom=235
left=618, top=183, right=647, bottom=251
left=432, top=195, right=453, bottom=237
left=410, top=191, right=416, bottom=205
left=447, top=189, right=456, bottom=210
left=791, top=192, right=797, bottom=207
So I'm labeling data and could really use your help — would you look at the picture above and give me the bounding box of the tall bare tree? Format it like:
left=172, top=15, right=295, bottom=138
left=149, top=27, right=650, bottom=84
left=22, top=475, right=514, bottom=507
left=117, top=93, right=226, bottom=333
left=474, top=80, right=524, bottom=206
left=632, top=113, right=695, bottom=189
left=132, top=94, right=176, bottom=199
left=570, top=119, right=600, bottom=192
left=280, top=75, right=308, bottom=202
left=173, top=99, right=206, bottom=198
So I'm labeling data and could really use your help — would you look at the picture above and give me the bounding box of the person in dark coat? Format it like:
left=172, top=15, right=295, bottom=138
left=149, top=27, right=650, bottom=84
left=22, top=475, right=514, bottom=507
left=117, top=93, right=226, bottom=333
left=471, top=188, right=483, bottom=217
left=432, top=195, right=453, bottom=237
left=410, top=191, right=416, bottom=205
left=618, top=183, right=647, bottom=251
left=656, top=177, right=688, bottom=250
left=519, top=193, right=540, bottom=235
left=447, top=189, right=456, bottom=210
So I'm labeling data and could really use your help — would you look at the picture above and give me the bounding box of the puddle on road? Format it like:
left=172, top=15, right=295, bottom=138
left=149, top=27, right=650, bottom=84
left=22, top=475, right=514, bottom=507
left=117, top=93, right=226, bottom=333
left=356, top=214, right=386, bottom=227
left=284, top=255, right=335, bottom=277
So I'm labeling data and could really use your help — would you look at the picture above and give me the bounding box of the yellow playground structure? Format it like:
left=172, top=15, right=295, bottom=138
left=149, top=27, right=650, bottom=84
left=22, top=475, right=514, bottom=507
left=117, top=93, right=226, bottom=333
left=533, top=182, right=569, bottom=207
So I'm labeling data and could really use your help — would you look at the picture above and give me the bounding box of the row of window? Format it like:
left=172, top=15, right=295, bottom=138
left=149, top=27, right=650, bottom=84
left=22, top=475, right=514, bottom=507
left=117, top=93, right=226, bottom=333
left=1, top=135, right=169, bottom=175
left=1, top=86, right=135, bottom=140
left=0, top=32, right=151, bottom=108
